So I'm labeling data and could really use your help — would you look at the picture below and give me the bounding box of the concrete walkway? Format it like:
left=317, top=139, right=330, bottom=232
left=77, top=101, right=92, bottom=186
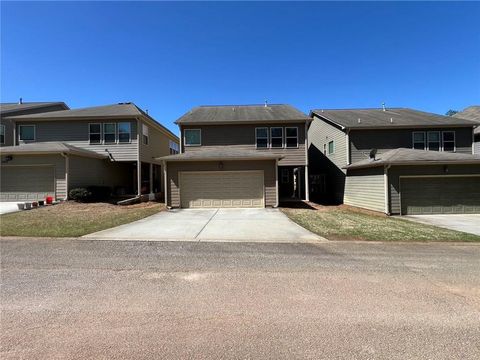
left=403, top=214, right=480, bottom=236
left=83, top=208, right=325, bottom=243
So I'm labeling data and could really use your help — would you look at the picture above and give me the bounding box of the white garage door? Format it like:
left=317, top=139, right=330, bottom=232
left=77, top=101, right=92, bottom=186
left=0, top=166, right=55, bottom=202
left=179, top=171, right=264, bottom=208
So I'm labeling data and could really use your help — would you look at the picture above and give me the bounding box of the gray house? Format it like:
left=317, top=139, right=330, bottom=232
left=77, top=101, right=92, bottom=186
left=453, top=106, right=480, bottom=154
left=158, top=105, right=311, bottom=208
left=0, top=103, right=179, bottom=202
left=308, top=107, right=480, bottom=215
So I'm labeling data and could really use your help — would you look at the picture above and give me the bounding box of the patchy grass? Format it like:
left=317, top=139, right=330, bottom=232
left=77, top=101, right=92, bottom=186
left=281, top=206, right=480, bottom=242
left=0, top=201, right=165, bottom=237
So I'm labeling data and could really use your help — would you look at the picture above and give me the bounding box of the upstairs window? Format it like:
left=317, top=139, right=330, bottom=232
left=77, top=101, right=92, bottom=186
left=412, top=132, right=426, bottom=150
left=89, top=123, right=101, bottom=144
left=270, top=127, right=283, bottom=148
left=427, top=131, right=440, bottom=151
left=328, top=140, right=335, bottom=155
left=169, top=140, right=179, bottom=154
left=19, top=125, right=35, bottom=141
left=0, top=124, right=5, bottom=144
left=442, top=131, right=455, bottom=152
left=184, top=129, right=201, bottom=146
left=118, top=122, right=131, bottom=143
left=142, top=124, right=149, bottom=145
left=103, top=123, right=116, bottom=144
left=255, top=128, right=268, bottom=148
left=286, top=127, right=298, bottom=148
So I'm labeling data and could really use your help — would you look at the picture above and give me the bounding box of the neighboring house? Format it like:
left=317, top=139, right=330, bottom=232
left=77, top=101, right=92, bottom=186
left=308, top=107, right=480, bottom=215
left=453, top=106, right=480, bottom=154
left=158, top=104, right=311, bottom=208
left=0, top=103, right=179, bottom=202
left=1, top=101, right=70, bottom=147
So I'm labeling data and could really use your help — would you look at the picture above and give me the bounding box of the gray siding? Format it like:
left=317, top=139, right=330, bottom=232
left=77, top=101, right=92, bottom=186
left=344, top=167, right=385, bottom=213
left=139, top=119, right=179, bottom=165
left=475, top=136, right=480, bottom=155
left=388, top=164, right=480, bottom=215
left=15, top=120, right=138, bottom=161
left=350, top=127, right=473, bottom=163
left=0, top=154, right=67, bottom=200
left=180, top=123, right=306, bottom=166
left=166, top=160, right=277, bottom=208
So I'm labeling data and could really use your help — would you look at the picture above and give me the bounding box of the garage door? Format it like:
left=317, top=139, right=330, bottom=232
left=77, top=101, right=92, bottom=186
left=0, top=166, right=55, bottom=202
left=179, top=171, right=264, bottom=208
left=401, top=176, right=480, bottom=215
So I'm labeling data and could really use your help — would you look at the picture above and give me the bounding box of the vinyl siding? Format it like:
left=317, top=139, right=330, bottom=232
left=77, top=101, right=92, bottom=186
left=139, top=119, right=179, bottom=165
left=344, top=167, right=385, bottom=213
left=0, top=154, right=67, bottom=200
left=166, top=160, right=277, bottom=208
left=388, top=164, right=480, bottom=215
left=180, top=123, right=306, bottom=166
left=350, top=127, right=473, bottom=163
left=474, top=136, right=480, bottom=155
left=15, top=120, right=138, bottom=161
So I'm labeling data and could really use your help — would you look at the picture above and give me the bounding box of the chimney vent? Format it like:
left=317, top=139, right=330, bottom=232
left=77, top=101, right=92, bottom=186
left=264, top=99, right=268, bottom=108
left=390, top=117, right=393, bottom=123
left=382, top=102, right=386, bottom=111
left=19, top=97, right=23, bottom=104
left=358, top=118, right=361, bottom=123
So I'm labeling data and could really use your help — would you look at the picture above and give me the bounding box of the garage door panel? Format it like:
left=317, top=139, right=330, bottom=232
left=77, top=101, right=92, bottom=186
left=401, top=177, right=480, bottom=215
left=180, top=171, right=264, bottom=208
left=1, top=166, right=55, bottom=202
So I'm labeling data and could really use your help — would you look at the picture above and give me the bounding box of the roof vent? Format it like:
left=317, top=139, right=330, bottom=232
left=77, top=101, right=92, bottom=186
left=264, top=99, right=268, bottom=108
left=358, top=118, right=361, bottom=123
left=18, top=97, right=23, bottom=104
left=390, top=117, right=393, bottom=123
left=369, top=148, right=377, bottom=161
left=382, top=102, right=386, bottom=111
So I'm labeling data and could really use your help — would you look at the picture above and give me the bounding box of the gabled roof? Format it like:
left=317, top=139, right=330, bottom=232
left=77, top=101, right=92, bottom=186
left=0, top=142, right=108, bottom=159
left=453, top=106, right=480, bottom=134
left=311, top=108, right=478, bottom=130
left=0, top=102, right=69, bottom=115
left=157, top=148, right=283, bottom=162
left=345, top=148, right=480, bottom=170
left=176, top=104, right=310, bottom=125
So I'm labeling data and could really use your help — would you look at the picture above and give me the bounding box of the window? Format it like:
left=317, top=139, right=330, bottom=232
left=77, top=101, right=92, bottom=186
left=412, top=132, right=426, bottom=150
left=184, top=129, right=201, bottom=146
left=281, top=169, right=289, bottom=184
left=286, top=127, right=298, bottom=148
left=427, top=131, right=440, bottom=151
left=169, top=140, right=179, bottom=155
left=323, top=143, right=326, bottom=155
left=442, top=131, right=455, bottom=152
left=328, top=140, right=335, bottom=155
left=142, top=124, right=149, bottom=145
left=270, top=127, right=283, bottom=148
left=255, top=127, right=268, bottom=148
left=0, top=124, right=5, bottom=144
left=19, top=125, right=35, bottom=141
left=89, top=123, right=101, bottom=144
left=118, top=122, right=131, bottom=143
left=103, top=123, right=116, bottom=143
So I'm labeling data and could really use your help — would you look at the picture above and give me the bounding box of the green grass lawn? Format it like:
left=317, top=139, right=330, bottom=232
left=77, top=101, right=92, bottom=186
left=282, top=207, right=480, bottom=242
left=0, top=201, right=165, bottom=237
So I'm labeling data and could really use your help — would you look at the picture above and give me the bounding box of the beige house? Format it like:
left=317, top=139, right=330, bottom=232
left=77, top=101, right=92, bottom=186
left=0, top=102, right=179, bottom=201
left=158, top=105, right=311, bottom=208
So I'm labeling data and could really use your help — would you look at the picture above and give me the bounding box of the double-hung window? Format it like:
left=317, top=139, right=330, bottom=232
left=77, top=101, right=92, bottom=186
left=169, top=140, right=179, bottom=154
left=412, top=132, right=426, bottom=150
left=118, top=122, right=131, bottom=143
left=184, top=129, right=201, bottom=146
left=103, top=123, right=116, bottom=144
left=255, top=128, right=268, bottom=148
left=442, top=131, right=455, bottom=152
left=285, top=127, right=298, bottom=148
left=142, top=124, right=149, bottom=145
left=89, top=123, right=101, bottom=144
left=19, top=125, right=35, bottom=141
left=427, top=131, right=440, bottom=151
left=270, top=127, right=283, bottom=148
left=0, top=124, right=5, bottom=144
left=328, top=140, right=335, bottom=155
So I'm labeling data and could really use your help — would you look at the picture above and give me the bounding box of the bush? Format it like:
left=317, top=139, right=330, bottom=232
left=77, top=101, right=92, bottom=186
left=69, top=188, right=91, bottom=202
left=87, top=186, right=112, bottom=201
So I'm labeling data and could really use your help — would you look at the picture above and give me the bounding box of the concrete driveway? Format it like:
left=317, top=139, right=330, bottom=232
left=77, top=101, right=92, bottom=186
left=404, top=214, right=480, bottom=236
left=0, top=202, right=20, bottom=215
left=84, top=208, right=325, bottom=243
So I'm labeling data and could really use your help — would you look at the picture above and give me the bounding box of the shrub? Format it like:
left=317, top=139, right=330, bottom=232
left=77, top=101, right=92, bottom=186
left=69, top=188, right=91, bottom=202
left=87, top=186, right=112, bottom=201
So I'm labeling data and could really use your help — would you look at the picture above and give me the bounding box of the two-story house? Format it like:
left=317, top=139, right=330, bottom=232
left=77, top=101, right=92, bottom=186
left=308, top=107, right=480, bottom=215
left=0, top=102, right=179, bottom=202
left=158, top=104, right=311, bottom=208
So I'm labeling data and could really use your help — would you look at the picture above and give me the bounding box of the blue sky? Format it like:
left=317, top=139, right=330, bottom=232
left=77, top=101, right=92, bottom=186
left=1, top=1, right=479, bottom=133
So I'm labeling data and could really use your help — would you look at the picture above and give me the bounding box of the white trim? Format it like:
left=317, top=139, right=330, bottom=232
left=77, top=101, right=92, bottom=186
left=163, top=161, right=168, bottom=207
left=184, top=128, right=201, bottom=147
left=18, top=124, right=36, bottom=142
left=270, top=127, right=284, bottom=148
left=384, top=165, right=390, bottom=215
left=305, top=165, right=309, bottom=201
left=103, top=123, right=117, bottom=144
left=442, top=130, right=456, bottom=152
left=412, top=131, right=426, bottom=150
left=255, top=127, right=269, bottom=149
left=328, top=140, right=335, bottom=155
left=88, top=123, right=102, bottom=144
left=0, top=124, right=5, bottom=144
left=285, top=126, right=299, bottom=149
left=345, top=129, right=350, bottom=165
left=275, top=159, right=279, bottom=207
left=426, top=131, right=440, bottom=151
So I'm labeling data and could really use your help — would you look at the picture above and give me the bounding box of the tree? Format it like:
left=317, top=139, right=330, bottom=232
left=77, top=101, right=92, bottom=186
left=445, top=109, right=458, bottom=116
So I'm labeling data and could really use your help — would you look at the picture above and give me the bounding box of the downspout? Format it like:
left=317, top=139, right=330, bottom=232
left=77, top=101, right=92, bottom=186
left=345, top=129, right=350, bottom=165
left=61, top=153, right=69, bottom=200
left=473, top=127, right=475, bottom=154
left=179, top=125, right=183, bottom=153
left=304, top=120, right=309, bottom=201
left=13, top=121, right=16, bottom=146
left=275, top=158, right=279, bottom=207
left=384, top=164, right=391, bottom=215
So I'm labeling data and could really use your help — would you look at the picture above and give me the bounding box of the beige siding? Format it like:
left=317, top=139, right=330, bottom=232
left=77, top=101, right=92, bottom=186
left=139, top=119, right=178, bottom=165
left=166, top=160, right=277, bottom=208
left=309, top=115, right=347, bottom=170
left=0, top=154, right=67, bottom=200
left=181, top=123, right=306, bottom=166
left=15, top=120, right=138, bottom=161
left=344, top=168, right=385, bottom=213
left=475, top=138, right=480, bottom=155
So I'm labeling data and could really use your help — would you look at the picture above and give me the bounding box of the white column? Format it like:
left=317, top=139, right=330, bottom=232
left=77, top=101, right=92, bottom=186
left=137, top=161, right=142, bottom=196
left=305, top=165, right=309, bottom=201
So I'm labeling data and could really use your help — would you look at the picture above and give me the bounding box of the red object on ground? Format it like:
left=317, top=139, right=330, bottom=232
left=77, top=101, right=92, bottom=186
left=46, top=196, right=53, bottom=205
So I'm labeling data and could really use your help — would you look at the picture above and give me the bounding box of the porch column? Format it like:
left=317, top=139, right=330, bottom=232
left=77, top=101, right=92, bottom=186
left=275, top=159, right=279, bottom=207
left=136, top=161, right=141, bottom=196
left=305, top=165, right=310, bottom=201
left=149, top=163, right=153, bottom=195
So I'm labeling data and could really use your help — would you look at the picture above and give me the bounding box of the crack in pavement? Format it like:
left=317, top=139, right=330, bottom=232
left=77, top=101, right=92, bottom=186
left=193, top=209, right=219, bottom=241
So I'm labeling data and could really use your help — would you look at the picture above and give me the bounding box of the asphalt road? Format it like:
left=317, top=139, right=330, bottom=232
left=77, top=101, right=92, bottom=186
left=1, top=239, right=480, bottom=359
